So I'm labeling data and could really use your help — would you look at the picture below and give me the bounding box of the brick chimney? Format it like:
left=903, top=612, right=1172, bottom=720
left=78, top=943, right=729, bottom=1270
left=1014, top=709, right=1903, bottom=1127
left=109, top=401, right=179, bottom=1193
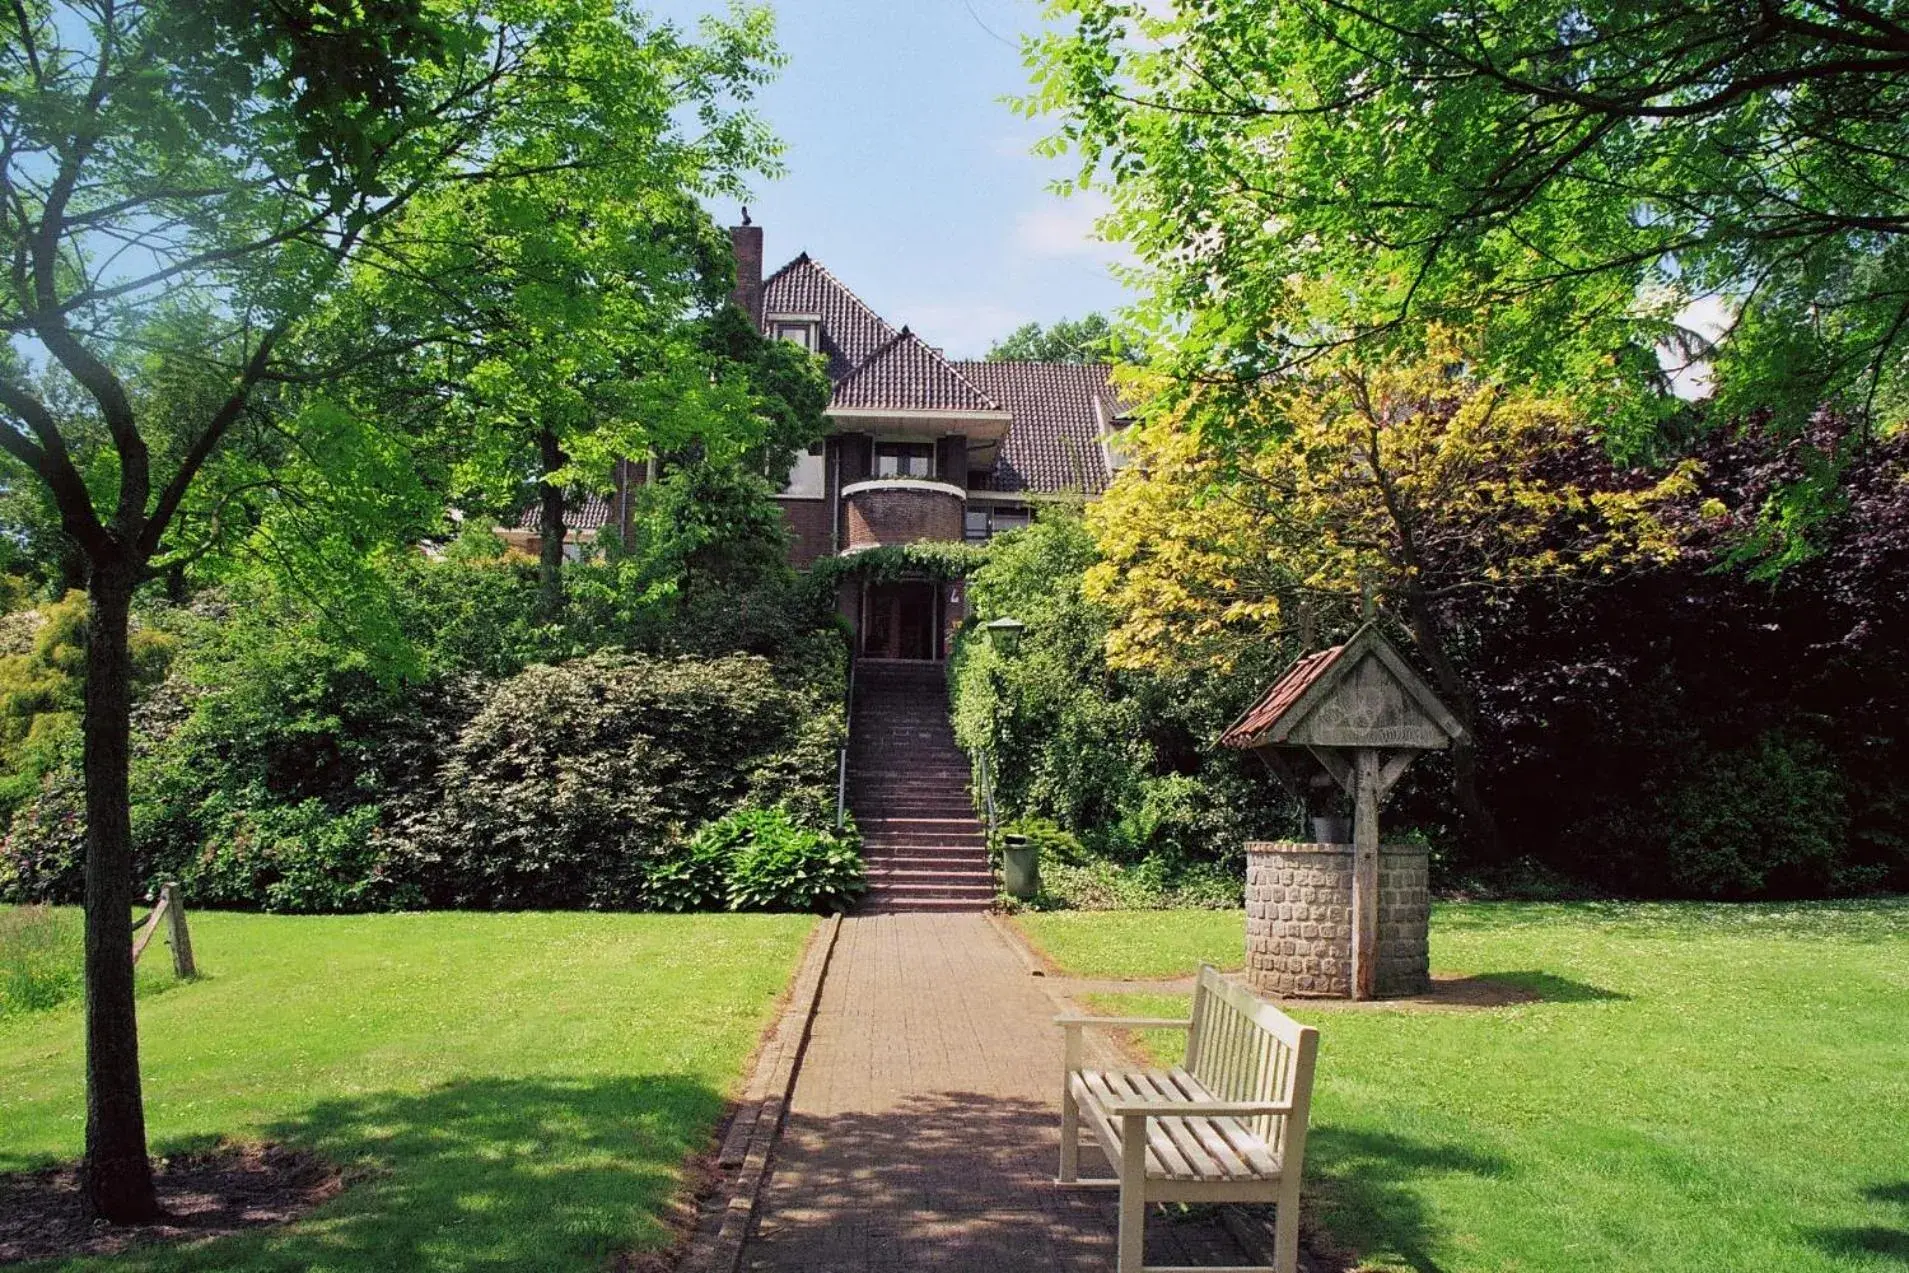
left=730, top=209, right=763, bottom=328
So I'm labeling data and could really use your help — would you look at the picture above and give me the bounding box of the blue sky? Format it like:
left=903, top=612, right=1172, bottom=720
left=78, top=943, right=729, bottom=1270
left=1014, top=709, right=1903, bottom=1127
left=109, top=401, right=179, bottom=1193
left=649, top=0, right=1131, bottom=358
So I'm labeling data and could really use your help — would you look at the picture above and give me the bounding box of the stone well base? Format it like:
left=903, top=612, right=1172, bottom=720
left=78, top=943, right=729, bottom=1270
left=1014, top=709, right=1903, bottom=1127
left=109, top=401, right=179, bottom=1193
left=1245, top=841, right=1430, bottom=998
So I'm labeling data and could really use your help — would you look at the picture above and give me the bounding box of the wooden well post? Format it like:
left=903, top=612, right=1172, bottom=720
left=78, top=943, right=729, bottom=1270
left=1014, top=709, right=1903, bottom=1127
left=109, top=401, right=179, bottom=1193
left=1220, top=624, right=1467, bottom=1000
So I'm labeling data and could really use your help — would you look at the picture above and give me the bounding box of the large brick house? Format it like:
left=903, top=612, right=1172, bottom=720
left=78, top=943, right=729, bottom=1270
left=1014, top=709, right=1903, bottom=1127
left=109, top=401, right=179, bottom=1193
left=501, top=218, right=1129, bottom=662
left=733, top=219, right=1127, bottom=660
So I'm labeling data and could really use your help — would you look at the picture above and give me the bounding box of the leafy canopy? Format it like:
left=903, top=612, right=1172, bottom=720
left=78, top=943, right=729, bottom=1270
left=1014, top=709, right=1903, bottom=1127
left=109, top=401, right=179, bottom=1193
left=987, top=313, right=1140, bottom=364
left=1085, top=331, right=1696, bottom=671
left=1025, top=0, right=1909, bottom=446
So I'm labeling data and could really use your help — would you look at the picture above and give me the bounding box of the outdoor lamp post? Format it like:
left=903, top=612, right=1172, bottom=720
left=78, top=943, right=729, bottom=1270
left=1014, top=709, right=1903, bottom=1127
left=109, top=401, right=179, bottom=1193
left=982, top=616, right=1026, bottom=654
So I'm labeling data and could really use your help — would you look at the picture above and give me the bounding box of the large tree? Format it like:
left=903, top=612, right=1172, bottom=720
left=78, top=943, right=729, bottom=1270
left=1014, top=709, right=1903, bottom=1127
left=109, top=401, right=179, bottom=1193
left=1085, top=332, right=1694, bottom=854
left=987, top=312, right=1139, bottom=364
left=0, top=0, right=780, bottom=1220
left=1027, top=0, right=1909, bottom=448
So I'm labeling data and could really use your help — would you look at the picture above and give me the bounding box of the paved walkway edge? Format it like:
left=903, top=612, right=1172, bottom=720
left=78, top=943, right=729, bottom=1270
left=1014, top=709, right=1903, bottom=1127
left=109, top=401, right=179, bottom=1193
left=681, top=913, right=843, bottom=1273
left=984, top=911, right=1048, bottom=976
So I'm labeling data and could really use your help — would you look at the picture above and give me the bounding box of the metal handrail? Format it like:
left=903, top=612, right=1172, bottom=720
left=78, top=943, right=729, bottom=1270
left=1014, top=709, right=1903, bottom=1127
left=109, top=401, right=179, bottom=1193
left=975, top=747, right=999, bottom=841
left=835, top=649, right=856, bottom=830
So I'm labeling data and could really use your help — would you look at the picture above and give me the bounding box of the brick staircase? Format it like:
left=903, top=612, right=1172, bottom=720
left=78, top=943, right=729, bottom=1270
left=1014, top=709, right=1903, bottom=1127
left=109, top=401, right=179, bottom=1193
left=847, top=658, right=995, bottom=913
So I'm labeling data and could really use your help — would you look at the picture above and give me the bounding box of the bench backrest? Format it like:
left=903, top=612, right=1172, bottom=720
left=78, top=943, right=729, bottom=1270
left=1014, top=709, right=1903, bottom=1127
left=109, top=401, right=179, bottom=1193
left=1185, top=964, right=1319, bottom=1169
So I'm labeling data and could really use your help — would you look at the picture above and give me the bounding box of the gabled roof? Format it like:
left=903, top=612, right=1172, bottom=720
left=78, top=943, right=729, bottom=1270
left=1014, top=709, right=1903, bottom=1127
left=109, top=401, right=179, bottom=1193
left=1219, top=623, right=1470, bottom=750
left=832, top=328, right=1005, bottom=414
left=957, top=361, right=1117, bottom=494
left=761, top=253, right=898, bottom=379
left=1220, top=643, right=1349, bottom=748
left=758, top=247, right=1128, bottom=496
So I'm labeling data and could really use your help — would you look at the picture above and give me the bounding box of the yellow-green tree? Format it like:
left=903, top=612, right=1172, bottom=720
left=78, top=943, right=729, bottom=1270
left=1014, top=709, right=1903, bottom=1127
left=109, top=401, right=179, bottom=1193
left=1087, top=331, right=1696, bottom=852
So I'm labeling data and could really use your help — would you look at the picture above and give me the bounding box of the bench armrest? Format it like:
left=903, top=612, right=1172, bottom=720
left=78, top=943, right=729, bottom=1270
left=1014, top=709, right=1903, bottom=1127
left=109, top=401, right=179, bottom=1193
left=1107, top=1100, right=1295, bottom=1118
left=1054, top=1015, right=1193, bottom=1030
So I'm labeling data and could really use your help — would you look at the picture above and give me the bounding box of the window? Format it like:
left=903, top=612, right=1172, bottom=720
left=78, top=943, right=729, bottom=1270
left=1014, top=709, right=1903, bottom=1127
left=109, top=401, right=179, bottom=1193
left=874, top=442, right=935, bottom=479
left=964, top=505, right=1032, bottom=541
left=774, top=321, right=813, bottom=350
left=777, top=442, right=825, bottom=499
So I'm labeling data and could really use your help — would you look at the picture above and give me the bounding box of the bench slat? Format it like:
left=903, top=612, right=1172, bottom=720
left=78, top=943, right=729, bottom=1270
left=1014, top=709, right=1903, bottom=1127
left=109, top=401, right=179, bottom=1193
left=1128, top=1071, right=1236, bottom=1181
left=1074, top=1068, right=1282, bottom=1182
left=1104, top=1070, right=1201, bottom=1181
left=1162, top=1068, right=1260, bottom=1180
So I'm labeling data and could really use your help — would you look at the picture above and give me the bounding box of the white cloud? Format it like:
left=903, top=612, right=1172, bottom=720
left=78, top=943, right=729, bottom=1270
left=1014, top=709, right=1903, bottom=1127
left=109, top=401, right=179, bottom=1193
left=1014, top=192, right=1125, bottom=262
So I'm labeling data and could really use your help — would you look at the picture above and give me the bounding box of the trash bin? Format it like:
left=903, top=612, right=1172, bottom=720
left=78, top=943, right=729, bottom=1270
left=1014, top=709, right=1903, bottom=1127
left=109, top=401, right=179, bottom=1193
left=1001, top=834, right=1040, bottom=900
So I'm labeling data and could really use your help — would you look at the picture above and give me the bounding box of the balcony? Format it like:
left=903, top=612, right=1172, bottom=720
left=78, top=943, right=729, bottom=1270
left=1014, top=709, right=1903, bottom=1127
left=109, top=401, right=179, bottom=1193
left=841, top=478, right=966, bottom=551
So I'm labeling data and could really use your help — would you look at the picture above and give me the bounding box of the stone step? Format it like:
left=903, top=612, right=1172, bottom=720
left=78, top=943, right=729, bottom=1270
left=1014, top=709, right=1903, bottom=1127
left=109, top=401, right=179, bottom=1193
left=861, top=880, right=997, bottom=902
left=866, top=868, right=994, bottom=888
left=865, top=849, right=991, bottom=867
left=857, top=897, right=994, bottom=914
left=863, top=831, right=987, bottom=848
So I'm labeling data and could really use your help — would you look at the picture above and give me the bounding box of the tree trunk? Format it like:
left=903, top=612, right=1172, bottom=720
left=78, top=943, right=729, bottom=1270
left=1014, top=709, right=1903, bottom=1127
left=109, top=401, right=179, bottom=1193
left=1397, top=593, right=1505, bottom=863
left=537, top=428, right=567, bottom=625
left=80, top=552, right=159, bottom=1222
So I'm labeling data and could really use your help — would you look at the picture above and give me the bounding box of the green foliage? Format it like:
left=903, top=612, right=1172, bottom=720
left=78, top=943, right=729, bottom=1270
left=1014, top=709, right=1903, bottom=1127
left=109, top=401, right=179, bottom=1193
left=0, top=904, right=83, bottom=1018
left=805, top=540, right=990, bottom=596
left=950, top=513, right=1290, bottom=879
left=0, top=592, right=176, bottom=819
left=995, top=816, right=1086, bottom=864
left=179, top=800, right=411, bottom=914
left=0, top=763, right=89, bottom=904
left=1026, top=0, right=1909, bottom=446
left=690, top=807, right=865, bottom=914
left=986, top=313, right=1139, bottom=364
left=1655, top=733, right=1849, bottom=900
left=404, top=652, right=836, bottom=910
left=1028, top=856, right=1242, bottom=912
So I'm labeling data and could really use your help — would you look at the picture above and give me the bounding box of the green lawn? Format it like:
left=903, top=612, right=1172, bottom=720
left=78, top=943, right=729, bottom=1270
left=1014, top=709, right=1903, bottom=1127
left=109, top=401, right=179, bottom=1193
left=1040, top=901, right=1909, bottom=1273
left=0, top=909, right=813, bottom=1272
left=1013, top=907, right=1247, bottom=979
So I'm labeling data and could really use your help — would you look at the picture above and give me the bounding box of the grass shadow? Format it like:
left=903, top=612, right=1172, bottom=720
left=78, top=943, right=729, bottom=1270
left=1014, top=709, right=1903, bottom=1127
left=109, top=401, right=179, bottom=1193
left=1305, top=1127, right=1512, bottom=1273
left=1471, top=971, right=1628, bottom=1003
left=1807, top=1182, right=1909, bottom=1267
left=48, top=1074, right=726, bottom=1272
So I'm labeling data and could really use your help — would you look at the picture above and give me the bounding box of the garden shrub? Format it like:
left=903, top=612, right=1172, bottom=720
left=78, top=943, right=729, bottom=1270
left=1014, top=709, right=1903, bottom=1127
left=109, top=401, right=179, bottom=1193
left=1028, top=856, right=1243, bottom=911
left=995, top=816, right=1087, bottom=865
left=0, top=758, right=87, bottom=904
left=1656, top=733, right=1848, bottom=900
left=0, top=904, right=81, bottom=1018
left=697, top=806, right=864, bottom=913
left=180, top=798, right=414, bottom=913
left=951, top=513, right=1292, bottom=888
left=403, top=651, right=842, bottom=909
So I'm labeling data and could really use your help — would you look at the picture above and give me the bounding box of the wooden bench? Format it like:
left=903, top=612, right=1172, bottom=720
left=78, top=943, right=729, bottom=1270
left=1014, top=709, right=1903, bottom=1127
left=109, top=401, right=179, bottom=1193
left=1056, top=964, right=1320, bottom=1273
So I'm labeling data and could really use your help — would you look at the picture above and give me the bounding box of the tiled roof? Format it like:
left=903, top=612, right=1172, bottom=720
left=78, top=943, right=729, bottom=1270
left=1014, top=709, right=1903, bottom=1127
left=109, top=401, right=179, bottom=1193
left=1217, top=643, right=1349, bottom=749
left=501, top=490, right=617, bottom=532
left=761, top=253, right=899, bottom=379
left=832, top=329, right=1005, bottom=414
left=760, top=250, right=1125, bottom=496
left=956, top=361, right=1118, bottom=494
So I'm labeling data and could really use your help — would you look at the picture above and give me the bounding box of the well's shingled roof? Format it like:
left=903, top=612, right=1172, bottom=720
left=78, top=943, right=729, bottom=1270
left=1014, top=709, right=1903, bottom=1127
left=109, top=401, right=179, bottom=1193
left=1218, top=643, right=1349, bottom=749
left=763, top=252, right=1124, bottom=496
left=761, top=253, right=899, bottom=380
left=833, top=329, right=1005, bottom=414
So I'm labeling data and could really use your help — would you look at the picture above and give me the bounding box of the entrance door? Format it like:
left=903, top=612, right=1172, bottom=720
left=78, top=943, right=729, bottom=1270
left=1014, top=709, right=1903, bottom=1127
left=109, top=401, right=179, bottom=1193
left=863, top=581, right=938, bottom=659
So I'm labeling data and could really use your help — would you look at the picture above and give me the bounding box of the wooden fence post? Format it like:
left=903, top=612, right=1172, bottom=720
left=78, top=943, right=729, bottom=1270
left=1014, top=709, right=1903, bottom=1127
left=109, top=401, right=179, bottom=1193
left=162, top=882, right=196, bottom=979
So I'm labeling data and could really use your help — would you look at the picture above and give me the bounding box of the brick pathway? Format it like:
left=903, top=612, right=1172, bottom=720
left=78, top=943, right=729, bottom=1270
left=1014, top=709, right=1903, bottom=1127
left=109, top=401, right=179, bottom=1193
left=738, top=913, right=1252, bottom=1271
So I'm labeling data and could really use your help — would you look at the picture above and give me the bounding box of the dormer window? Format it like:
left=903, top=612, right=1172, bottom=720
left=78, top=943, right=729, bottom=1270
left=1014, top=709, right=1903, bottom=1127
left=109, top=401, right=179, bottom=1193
left=768, top=312, right=821, bottom=351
